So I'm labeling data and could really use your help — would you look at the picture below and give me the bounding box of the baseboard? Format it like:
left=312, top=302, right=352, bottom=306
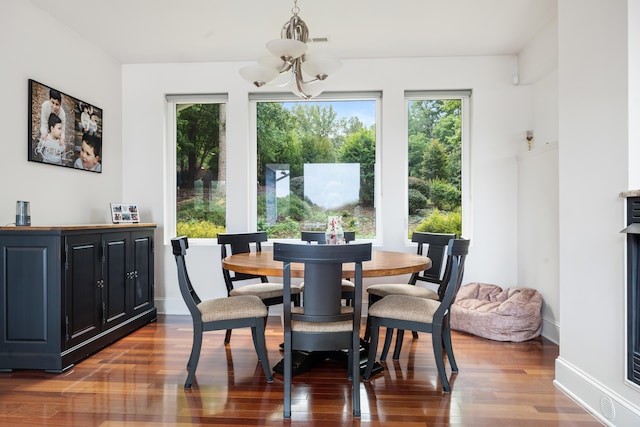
left=541, top=314, right=559, bottom=344
left=555, top=356, right=640, bottom=426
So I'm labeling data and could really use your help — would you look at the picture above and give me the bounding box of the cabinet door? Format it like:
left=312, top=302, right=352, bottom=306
left=64, top=234, right=102, bottom=349
left=130, top=231, right=154, bottom=315
left=103, top=232, right=129, bottom=328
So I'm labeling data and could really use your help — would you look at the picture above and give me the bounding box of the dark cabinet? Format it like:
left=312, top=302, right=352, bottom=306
left=0, top=224, right=156, bottom=372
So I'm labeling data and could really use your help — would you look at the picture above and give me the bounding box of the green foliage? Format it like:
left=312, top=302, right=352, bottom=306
left=177, top=196, right=225, bottom=221
left=408, top=188, right=427, bottom=215
left=265, top=217, right=300, bottom=239
left=429, top=178, right=461, bottom=211
left=301, top=134, right=335, bottom=164
left=338, top=128, right=376, bottom=206
left=422, top=139, right=450, bottom=181
left=408, top=176, right=429, bottom=198
left=177, top=220, right=226, bottom=239
left=408, top=134, right=428, bottom=177
left=276, top=195, right=309, bottom=221
left=290, top=176, right=304, bottom=199
left=415, top=208, right=461, bottom=237
left=176, top=103, right=221, bottom=188
left=256, top=103, right=299, bottom=184
left=290, top=103, right=338, bottom=140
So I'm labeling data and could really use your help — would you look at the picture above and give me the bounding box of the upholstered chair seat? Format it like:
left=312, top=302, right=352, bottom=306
left=198, top=295, right=268, bottom=322
left=229, top=282, right=300, bottom=300
left=366, top=283, right=438, bottom=300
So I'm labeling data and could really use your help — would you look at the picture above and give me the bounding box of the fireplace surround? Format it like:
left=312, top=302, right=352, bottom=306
left=621, top=192, right=640, bottom=386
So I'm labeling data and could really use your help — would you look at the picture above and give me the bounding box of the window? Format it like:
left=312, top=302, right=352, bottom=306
left=167, top=95, right=227, bottom=239
left=406, top=91, right=470, bottom=238
left=252, top=93, right=380, bottom=239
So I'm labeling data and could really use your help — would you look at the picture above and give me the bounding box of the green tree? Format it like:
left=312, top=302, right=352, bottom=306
left=290, top=103, right=339, bottom=141
left=176, top=103, right=220, bottom=188
left=432, top=100, right=462, bottom=189
left=408, top=100, right=444, bottom=138
left=338, top=128, right=376, bottom=206
left=257, top=103, right=299, bottom=184
left=408, top=133, right=428, bottom=178
left=301, top=134, right=335, bottom=164
left=422, top=139, right=449, bottom=181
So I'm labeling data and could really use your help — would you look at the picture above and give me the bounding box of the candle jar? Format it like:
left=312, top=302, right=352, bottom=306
left=16, top=201, right=31, bottom=226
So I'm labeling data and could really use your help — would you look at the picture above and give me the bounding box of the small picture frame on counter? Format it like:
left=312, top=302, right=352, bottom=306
left=110, top=203, right=139, bottom=224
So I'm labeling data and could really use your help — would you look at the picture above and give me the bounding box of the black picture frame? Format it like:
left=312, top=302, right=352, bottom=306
left=28, top=79, right=103, bottom=173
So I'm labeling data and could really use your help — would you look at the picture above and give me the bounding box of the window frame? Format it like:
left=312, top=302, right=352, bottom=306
left=165, top=93, right=228, bottom=245
left=404, top=90, right=472, bottom=240
left=249, top=91, right=383, bottom=242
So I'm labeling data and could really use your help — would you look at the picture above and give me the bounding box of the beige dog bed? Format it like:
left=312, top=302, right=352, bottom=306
left=450, top=282, right=542, bottom=342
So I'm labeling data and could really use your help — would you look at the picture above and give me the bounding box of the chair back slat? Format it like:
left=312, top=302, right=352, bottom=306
left=409, top=231, right=456, bottom=299
left=301, top=231, right=356, bottom=244
left=171, top=236, right=202, bottom=316
left=435, top=238, right=470, bottom=318
left=218, top=232, right=270, bottom=292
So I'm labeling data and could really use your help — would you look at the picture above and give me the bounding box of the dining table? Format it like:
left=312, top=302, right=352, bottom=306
left=222, top=249, right=432, bottom=279
left=222, top=247, right=432, bottom=377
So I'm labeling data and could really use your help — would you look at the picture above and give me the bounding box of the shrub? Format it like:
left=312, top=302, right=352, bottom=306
left=266, top=218, right=300, bottom=238
left=408, top=176, right=429, bottom=198
left=415, top=208, right=462, bottom=237
left=408, top=188, right=427, bottom=215
left=429, top=178, right=461, bottom=211
left=290, top=176, right=304, bottom=199
left=176, top=220, right=226, bottom=238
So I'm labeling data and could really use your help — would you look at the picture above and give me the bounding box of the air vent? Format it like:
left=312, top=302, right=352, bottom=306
left=599, top=395, right=615, bottom=421
left=309, top=37, right=329, bottom=43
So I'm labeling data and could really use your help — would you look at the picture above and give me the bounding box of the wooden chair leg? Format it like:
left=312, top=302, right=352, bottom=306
left=224, top=329, right=232, bottom=344
left=363, top=318, right=380, bottom=381
left=442, top=323, right=458, bottom=372
left=185, top=326, right=203, bottom=388
left=392, top=329, right=405, bottom=360
left=363, top=293, right=379, bottom=342
left=252, top=321, right=273, bottom=382
left=432, top=327, right=451, bottom=392
left=380, top=327, right=394, bottom=361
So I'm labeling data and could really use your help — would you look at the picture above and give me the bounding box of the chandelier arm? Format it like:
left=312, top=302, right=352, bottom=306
left=293, top=60, right=312, bottom=100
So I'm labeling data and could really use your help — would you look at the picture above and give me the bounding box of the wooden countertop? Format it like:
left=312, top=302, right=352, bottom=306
left=0, top=223, right=157, bottom=231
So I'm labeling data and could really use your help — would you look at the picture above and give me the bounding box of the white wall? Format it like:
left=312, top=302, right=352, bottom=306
left=555, top=0, right=640, bottom=425
left=0, top=1, right=123, bottom=225
left=8, top=1, right=640, bottom=423
left=517, top=22, right=561, bottom=343
left=121, top=56, right=526, bottom=315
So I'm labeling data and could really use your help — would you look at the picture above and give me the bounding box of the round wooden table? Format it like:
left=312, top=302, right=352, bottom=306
left=223, top=248, right=431, bottom=378
left=222, top=249, right=431, bottom=278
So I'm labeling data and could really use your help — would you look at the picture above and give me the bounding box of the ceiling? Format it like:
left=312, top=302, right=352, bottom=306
left=29, top=0, right=557, bottom=64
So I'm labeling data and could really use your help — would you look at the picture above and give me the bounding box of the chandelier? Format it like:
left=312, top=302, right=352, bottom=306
left=239, top=0, right=341, bottom=100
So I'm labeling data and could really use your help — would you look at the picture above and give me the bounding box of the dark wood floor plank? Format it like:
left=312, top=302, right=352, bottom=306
left=0, top=315, right=603, bottom=426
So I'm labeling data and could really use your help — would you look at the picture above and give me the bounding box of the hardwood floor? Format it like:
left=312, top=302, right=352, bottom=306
left=0, top=315, right=602, bottom=426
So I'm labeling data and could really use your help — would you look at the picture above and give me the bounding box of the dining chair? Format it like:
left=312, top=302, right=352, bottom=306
left=171, top=236, right=273, bottom=388
left=218, top=231, right=301, bottom=343
left=274, top=242, right=372, bottom=418
left=363, top=238, right=470, bottom=392
left=300, top=230, right=356, bottom=305
left=300, top=230, right=356, bottom=244
left=364, top=231, right=456, bottom=358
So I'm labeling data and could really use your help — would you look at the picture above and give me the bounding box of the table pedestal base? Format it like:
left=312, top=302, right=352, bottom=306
left=272, top=340, right=384, bottom=377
